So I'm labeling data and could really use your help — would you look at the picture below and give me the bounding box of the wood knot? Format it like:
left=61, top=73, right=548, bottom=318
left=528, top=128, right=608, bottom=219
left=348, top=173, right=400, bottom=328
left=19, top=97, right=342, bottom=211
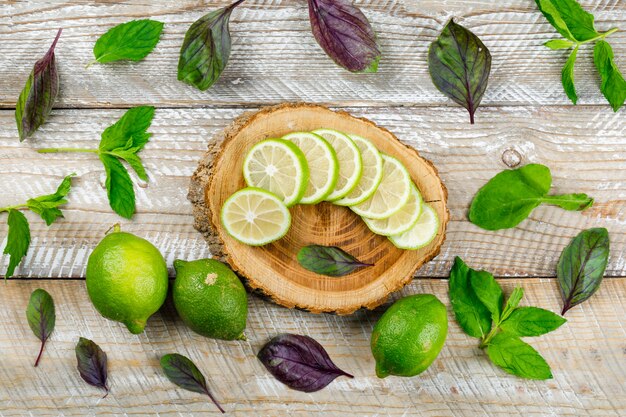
left=501, top=148, right=522, bottom=168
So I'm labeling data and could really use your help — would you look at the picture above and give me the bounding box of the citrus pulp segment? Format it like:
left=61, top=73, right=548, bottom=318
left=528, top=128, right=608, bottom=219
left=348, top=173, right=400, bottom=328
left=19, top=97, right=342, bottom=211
left=283, top=132, right=339, bottom=204
left=221, top=187, right=291, bottom=246
left=350, top=154, right=412, bottom=220
left=312, top=129, right=363, bottom=201
left=362, top=183, right=423, bottom=236
left=388, top=203, right=439, bottom=250
left=242, top=138, right=309, bottom=207
left=333, top=134, right=384, bottom=206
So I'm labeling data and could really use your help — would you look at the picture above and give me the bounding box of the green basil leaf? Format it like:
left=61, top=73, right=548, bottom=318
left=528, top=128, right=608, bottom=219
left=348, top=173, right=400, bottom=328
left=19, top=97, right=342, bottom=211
left=100, top=106, right=155, bottom=152
left=3, top=209, right=30, bottom=279
left=75, top=337, right=109, bottom=396
left=26, top=174, right=75, bottom=225
left=26, top=288, right=55, bottom=367
left=106, top=150, right=148, bottom=182
left=544, top=39, right=575, bottom=50
left=486, top=333, right=553, bottom=380
left=297, top=245, right=373, bottom=277
left=92, top=20, right=164, bottom=65
left=161, top=353, right=224, bottom=413
left=500, top=307, right=566, bottom=337
left=428, top=19, right=491, bottom=124
left=100, top=154, right=135, bottom=219
left=558, top=228, right=609, bottom=315
left=561, top=46, right=578, bottom=105
left=15, top=28, right=62, bottom=141
left=178, top=0, right=244, bottom=91
left=469, top=269, right=503, bottom=323
left=534, top=0, right=599, bottom=42
left=468, top=164, right=594, bottom=230
left=593, top=40, right=626, bottom=112
left=448, top=257, right=492, bottom=339
left=500, top=287, right=524, bottom=323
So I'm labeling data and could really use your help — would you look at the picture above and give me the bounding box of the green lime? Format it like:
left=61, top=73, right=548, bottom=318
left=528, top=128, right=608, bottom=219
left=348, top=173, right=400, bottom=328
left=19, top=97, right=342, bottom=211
left=173, top=259, right=248, bottom=341
left=86, top=225, right=168, bottom=334
left=371, top=294, right=448, bottom=378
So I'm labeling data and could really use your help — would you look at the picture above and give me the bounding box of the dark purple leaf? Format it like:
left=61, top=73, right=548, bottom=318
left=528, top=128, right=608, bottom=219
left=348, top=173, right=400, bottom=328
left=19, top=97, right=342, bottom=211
left=558, top=228, right=610, bottom=315
left=297, top=245, right=373, bottom=276
left=75, top=337, right=109, bottom=397
left=428, top=19, right=491, bottom=124
left=257, top=333, right=353, bottom=392
left=26, top=288, right=55, bottom=367
left=160, top=353, right=224, bottom=413
left=308, top=0, right=381, bottom=73
left=15, top=28, right=62, bottom=141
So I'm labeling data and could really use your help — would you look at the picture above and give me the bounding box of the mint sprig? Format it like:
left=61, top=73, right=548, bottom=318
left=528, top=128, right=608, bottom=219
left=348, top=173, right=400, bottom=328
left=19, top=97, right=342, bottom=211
left=1, top=174, right=75, bottom=278
left=37, top=106, right=154, bottom=219
left=535, top=0, right=625, bottom=110
left=449, top=257, right=566, bottom=380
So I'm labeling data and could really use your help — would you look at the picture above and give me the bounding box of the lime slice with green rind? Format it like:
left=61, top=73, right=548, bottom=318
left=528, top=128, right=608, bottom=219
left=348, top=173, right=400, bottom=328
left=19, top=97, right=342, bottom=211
left=362, top=183, right=423, bottom=236
left=334, top=134, right=383, bottom=206
left=388, top=204, right=439, bottom=250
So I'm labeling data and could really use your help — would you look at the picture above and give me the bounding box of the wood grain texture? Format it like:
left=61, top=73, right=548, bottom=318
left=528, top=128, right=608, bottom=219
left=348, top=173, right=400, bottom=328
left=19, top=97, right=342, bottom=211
left=1, top=1, right=626, bottom=109
left=0, top=278, right=624, bottom=416
left=1, top=106, right=625, bottom=279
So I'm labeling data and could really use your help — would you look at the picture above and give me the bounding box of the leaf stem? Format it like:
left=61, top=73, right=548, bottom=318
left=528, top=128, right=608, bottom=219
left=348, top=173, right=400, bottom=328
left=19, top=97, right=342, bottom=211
left=37, top=148, right=98, bottom=154
left=0, top=204, right=27, bottom=213
left=204, top=387, right=225, bottom=413
left=34, top=339, right=46, bottom=367
left=85, top=59, right=98, bottom=69
left=577, top=27, right=619, bottom=45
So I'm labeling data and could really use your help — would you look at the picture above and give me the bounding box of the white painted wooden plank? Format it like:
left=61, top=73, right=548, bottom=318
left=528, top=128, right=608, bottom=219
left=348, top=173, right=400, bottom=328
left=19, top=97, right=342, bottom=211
left=0, top=278, right=624, bottom=416
left=1, top=1, right=625, bottom=108
left=0, top=106, right=624, bottom=279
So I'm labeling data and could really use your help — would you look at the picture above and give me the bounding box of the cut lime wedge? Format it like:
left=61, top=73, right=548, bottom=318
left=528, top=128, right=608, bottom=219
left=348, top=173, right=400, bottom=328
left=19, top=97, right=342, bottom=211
left=243, top=138, right=309, bottom=207
left=283, top=132, right=339, bottom=204
left=221, top=187, right=291, bottom=246
left=362, top=183, right=423, bottom=236
left=351, top=154, right=411, bottom=220
left=388, top=204, right=439, bottom=250
left=312, top=129, right=362, bottom=201
left=334, top=135, right=383, bottom=206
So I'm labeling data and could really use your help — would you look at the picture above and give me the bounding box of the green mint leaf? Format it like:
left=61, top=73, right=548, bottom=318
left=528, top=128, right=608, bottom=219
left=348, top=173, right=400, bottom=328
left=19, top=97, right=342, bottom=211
left=500, top=287, right=524, bottom=323
left=469, top=269, right=503, bottom=323
left=15, top=29, right=62, bottom=141
left=26, top=288, right=55, bottom=367
left=26, top=174, right=75, bottom=225
left=500, top=307, right=566, bottom=337
left=486, top=333, right=553, bottom=380
left=100, top=154, right=136, bottom=219
left=3, top=209, right=30, bottom=278
left=594, top=40, right=626, bottom=112
left=561, top=46, right=579, bottom=104
left=448, top=257, right=492, bottom=339
left=544, top=39, right=575, bottom=50
left=534, top=0, right=599, bottom=42
left=161, top=353, right=225, bottom=413
left=178, top=0, right=244, bottom=91
left=558, top=228, right=609, bottom=315
left=106, top=150, right=148, bottom=182
left=297, top=245, right=373, bottom=277
left=428, top=19, right=491, bottom=124
left=75, top=337, right=109, bottom=396
left=468, top=164, right=593, bottom=230
left=100, top=106, right=155, bottom=152
left=92, top=20, right=164, bottom=65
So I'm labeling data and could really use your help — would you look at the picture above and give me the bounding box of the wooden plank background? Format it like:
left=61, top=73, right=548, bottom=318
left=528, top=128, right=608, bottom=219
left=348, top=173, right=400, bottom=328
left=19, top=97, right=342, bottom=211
left=1, top=1, right=625, bottom=416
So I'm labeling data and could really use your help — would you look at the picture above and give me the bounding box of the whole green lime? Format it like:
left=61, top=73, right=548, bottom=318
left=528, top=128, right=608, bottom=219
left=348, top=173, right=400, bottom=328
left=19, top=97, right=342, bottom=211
left=86, top=226, right=168, bottom=334
left=371, top=294, right=448, bottom=378
left=173, top=259, right=248, bottom=340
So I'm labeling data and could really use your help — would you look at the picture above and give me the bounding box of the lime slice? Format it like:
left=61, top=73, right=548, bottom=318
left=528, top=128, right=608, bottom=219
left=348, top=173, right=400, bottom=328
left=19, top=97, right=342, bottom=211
left=243, top=138, right=309, bottom=207
left=334, top=135, right=384, bottom=206
left=283, top=132, right=339, bottom=204
left=351, top=154, right=411, bottom=220
left=362, top=183, right=423, bottom=236
left=388, top=204, right=439, bottom=250
left=221, top=187, right=291, bottom=246
left=312, top=129, right=362, bottom=201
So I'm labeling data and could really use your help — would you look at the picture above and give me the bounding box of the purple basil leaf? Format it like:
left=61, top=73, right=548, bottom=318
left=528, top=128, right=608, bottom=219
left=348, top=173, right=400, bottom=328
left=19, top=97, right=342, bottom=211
left=26, top=288, right=55, bottom=367
left=15, top=28, right=62, bottom=141
left=160, top=353, right=224, bottom=413
left=257, top=333, right=353, bottom=392
left=428, top=19, right=491, bottom=124
left=75, top=337, right=109, bottom=397
left=308, top=0, right=381, bottom=73
left=297, top=245, right=373, bottom=276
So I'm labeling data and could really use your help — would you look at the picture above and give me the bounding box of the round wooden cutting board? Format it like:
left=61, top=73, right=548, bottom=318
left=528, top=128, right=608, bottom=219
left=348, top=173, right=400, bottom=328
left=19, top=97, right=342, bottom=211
left=189, top=103, right=449, bottom=314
